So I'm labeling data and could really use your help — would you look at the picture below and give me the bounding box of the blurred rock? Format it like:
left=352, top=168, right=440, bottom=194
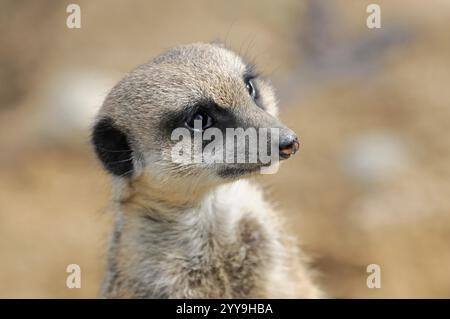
left=37, top=69, right=117, bottom=143
left=341, top=132, right=410, bottom=184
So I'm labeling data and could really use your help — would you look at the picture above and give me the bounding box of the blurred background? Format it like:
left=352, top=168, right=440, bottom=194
left=1, top=0, right=450, bottom=298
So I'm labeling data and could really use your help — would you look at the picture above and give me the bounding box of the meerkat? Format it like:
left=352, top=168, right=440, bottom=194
left=91, top=42, right=322, bottom=298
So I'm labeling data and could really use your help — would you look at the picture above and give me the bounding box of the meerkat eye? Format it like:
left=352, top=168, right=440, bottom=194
left=245, top=78, right=257, bottom=100
left=186, top=111, right=214, bottom=131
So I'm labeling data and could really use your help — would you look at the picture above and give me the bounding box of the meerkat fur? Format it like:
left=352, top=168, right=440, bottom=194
left=91, top=42, right=322, bottom=298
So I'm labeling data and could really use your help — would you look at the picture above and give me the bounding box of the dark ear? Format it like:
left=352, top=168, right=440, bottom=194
left=91, top=117, right=134, bottom=177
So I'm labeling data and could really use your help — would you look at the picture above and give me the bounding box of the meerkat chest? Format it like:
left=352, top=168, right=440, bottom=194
left=113, top=181, right=282, bottom=298
left=167, top=182, right=278, bottom=298
left=168, top=212, right=273, bottom=298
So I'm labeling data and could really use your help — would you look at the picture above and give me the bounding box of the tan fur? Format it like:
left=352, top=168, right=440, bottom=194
left=93, top=43, right=322, bottom=298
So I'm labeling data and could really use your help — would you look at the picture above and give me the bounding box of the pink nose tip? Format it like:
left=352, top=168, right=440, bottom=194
left=279, top=137, right=299, bottom=159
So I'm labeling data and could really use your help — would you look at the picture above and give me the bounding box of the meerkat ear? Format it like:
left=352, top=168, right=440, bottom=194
left=91, top=117, right=134, bottom=177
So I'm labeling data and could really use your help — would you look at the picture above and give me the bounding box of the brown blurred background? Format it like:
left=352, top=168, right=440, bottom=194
left=1, top=0, right=450, bottom=298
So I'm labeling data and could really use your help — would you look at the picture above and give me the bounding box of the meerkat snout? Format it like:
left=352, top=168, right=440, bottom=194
left=279, top=133, right=300, bottom=159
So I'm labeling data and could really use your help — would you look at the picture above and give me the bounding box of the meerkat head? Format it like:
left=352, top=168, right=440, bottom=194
left=92, top=42, right=299, bottom=194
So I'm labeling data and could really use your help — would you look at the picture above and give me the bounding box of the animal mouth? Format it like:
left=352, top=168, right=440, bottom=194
left=217, top=164, right=262, bottom=178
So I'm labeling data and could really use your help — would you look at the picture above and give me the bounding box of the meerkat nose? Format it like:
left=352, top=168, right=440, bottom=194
left=279, top=135, right=300, bottom=159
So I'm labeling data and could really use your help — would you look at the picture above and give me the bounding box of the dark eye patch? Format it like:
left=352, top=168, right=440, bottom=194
left=161, top=100, right=239, bottom=138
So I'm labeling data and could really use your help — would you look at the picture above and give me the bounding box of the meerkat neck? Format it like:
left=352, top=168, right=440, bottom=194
left=102, top=178, right=239, bottom=298
left=110, top=176, right=243, bottom=251
left=113, top=175, right=221, bottom=222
